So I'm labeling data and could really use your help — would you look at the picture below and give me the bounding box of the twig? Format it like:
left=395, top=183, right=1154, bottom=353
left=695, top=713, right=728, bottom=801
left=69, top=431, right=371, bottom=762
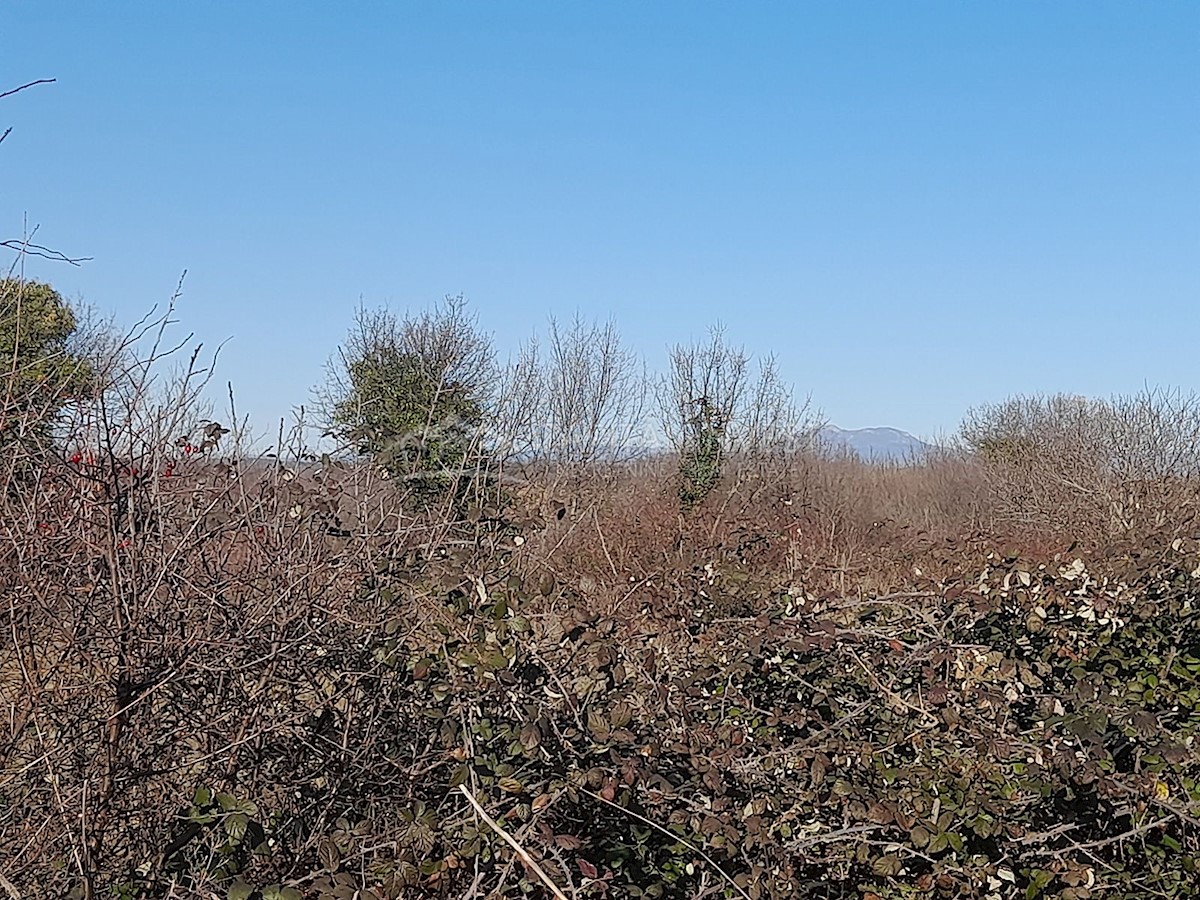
left=790, top=823, right=884, bottom=850
left=593, top=508, right=618, bottom=578
left=1014, top=822, right=1079, bottom=846
left=0, top=78, right=56, bottom=101
left=0, top=239, right=92, bottom=266
left=0, top=872, right=21, bottom=900
left=457, top=784, right=569, bottom=900
left=1025, top=816, right=1173, bottom=857
left=846, top=647, right=941, bottom=726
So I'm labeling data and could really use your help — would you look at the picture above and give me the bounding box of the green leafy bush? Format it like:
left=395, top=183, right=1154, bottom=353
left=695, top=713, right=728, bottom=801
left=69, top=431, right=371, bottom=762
left=0, top=277, right=97, bottom=449
left=322, top=296, right=492, bottom=500
left=678, top=397, right=725, bottom=509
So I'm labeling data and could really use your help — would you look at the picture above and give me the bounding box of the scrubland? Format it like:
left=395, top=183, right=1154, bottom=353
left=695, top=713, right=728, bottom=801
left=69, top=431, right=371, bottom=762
left=2, top=289, right=1199, bottom=900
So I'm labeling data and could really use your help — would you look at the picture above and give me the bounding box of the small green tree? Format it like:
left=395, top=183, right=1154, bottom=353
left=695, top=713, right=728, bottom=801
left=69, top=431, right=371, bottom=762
left=1, top=277, right=97, bottom=451
left=324, top=296, right=493, bottom=498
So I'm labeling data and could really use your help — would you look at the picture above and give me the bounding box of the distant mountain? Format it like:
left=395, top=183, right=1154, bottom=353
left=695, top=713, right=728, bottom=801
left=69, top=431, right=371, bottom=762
left=817, top=425, right=934, bottom=463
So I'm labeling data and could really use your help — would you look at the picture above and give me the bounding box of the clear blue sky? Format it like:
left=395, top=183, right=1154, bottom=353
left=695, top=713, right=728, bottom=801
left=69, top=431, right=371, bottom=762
left=3, top=2, right=1197, bottom=439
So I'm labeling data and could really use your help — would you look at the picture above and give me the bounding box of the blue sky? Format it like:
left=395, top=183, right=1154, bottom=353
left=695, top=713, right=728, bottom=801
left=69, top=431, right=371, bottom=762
left=2, top=2, right=1197, bottom=439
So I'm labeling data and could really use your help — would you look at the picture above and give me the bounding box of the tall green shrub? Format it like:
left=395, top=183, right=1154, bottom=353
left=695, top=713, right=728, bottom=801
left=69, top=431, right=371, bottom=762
left=660, top=326, right=813, bottom=512
left=324, top=296, right=493, bottom=498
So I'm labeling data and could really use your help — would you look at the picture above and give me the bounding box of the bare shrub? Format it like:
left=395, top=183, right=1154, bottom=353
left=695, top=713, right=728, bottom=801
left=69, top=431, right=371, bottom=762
left=540, top=314, right=645, bottom=467
left=0, top=292, right=481, bottom=896
left=658, top=326, right=748, bottom=461
left=491, top=315, right=646, bottom=481
left=962, top=388, right=1200, bottom=536
left=490, top=336, right=543, bottom=467
left=658, top=327, right=821, bottom=514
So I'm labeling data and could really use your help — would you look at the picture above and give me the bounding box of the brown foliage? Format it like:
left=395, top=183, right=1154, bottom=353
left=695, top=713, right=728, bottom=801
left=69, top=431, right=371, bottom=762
left=2, top=306, right=1198, bottom=899
left=5, top=433, right=1198, bottom=899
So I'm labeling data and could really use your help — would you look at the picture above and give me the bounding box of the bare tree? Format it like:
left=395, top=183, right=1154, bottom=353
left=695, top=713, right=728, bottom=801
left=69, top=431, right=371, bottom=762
left=491, top=336, right=543, bottom=466
left=541, top=314, right=645, bottom=466
left=658, top=327, right=818, bottom=509
left=739, top=353, right=817, bottom=458
left=659, top=326, right=749, bottom=457
left=961, top=387, right=1200, bottom=535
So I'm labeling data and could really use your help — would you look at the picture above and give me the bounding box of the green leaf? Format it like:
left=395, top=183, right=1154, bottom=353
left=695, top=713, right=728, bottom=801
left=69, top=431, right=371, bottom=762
left=215, top=791, right=238, bottom=811
left=227, top=879, right=253, bottom=900
left=1025, top=868, right=1054, bottom=899
left=498, top=775, right=524, bottom=794
left=871, top=854, right=902, bottom=877
left=224, top=812, right=249, bottom=842
left=482, top=648, right=509, bottom=671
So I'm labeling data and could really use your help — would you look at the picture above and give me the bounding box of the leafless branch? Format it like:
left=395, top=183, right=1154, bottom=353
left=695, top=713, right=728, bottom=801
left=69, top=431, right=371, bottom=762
left=0, top=78, right=56, bottom=101
left=0, top=239, right=92, bottom=266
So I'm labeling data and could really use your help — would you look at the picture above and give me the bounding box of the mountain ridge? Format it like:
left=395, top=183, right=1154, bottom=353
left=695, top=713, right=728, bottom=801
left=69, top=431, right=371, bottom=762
left=817, top=425, right=934, bottom=462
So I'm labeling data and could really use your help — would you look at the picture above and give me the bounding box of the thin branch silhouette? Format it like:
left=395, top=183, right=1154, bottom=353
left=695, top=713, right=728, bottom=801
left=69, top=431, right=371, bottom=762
left=0, top=79, right=57, bottom=146
left=0, top=239, right=92, bottom=266
left=0, top=78, right=56, bottom=101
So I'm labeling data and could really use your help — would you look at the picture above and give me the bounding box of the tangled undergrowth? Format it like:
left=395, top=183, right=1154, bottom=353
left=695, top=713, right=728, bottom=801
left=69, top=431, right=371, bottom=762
left=2, top=446, right=1198, bottom=900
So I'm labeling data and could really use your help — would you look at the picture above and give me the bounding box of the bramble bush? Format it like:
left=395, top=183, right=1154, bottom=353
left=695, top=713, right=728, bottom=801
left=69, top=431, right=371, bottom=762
left=5, top=74, right=1198, bottom=900
left=3, top=408, right=1197, bottom=899
left=1, top=282, right=1197, bottom=900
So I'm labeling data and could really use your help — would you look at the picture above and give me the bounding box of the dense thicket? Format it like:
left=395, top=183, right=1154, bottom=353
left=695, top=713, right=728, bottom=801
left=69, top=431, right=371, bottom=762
left=1, top=291, right=1198, bottom=898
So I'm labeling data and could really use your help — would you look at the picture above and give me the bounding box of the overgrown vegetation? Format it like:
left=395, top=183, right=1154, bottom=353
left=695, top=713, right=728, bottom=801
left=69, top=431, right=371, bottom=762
left=2, top=271, right=1197, bottom=900
left=963, top=390, right=1200, bottom=535
left=3, top=78, right=1198, bottom=900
